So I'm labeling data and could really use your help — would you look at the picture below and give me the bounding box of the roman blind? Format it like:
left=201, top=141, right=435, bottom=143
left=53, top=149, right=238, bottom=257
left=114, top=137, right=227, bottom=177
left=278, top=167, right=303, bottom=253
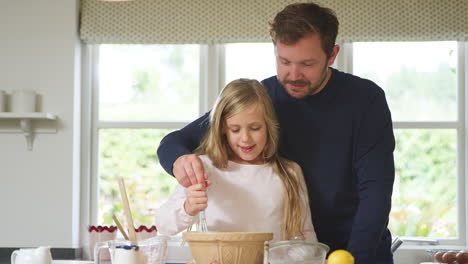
left=80, top=0, right=468, bottom=44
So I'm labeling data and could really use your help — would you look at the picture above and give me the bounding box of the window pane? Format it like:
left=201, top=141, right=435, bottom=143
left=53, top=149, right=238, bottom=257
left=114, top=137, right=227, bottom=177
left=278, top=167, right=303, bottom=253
left=98, top=129, right=177, bottom=226
left=225, top=43, right=276, bottom=85
left=353, top=42, right=457, bottom=121
left=390, top=129, right=457, bottom=237
left=99, top=45, right=200, bottom=121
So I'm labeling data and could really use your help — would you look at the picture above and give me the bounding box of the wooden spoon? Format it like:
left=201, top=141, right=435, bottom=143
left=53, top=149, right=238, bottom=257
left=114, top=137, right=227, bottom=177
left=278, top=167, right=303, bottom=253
left=112, top=214, right=129, bottom=240
left=118, top=178, right=138, bottom=245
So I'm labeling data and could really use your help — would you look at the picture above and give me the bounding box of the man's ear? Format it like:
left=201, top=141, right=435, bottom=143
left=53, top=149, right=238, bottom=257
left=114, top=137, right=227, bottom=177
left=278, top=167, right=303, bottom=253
left=327, top=44, right=340, bottom=66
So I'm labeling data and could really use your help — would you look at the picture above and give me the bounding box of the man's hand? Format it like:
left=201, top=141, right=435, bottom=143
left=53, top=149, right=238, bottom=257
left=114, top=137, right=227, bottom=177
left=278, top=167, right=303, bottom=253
left=184, top=183, right=211, bottom=216
left=173, top=154, right=207, bottom=187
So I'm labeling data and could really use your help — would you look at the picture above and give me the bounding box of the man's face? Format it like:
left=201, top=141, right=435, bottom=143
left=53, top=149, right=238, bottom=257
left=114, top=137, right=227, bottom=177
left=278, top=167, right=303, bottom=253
left=275, top=34, right=339, bottom=98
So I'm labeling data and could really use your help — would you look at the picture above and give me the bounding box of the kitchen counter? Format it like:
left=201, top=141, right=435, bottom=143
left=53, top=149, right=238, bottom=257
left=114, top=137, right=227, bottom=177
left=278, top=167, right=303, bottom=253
left=1, top=246, right=192, bottom=264
left=2, top=238, right=192, bottom=264
left=1, top=247, right=80, bottom=264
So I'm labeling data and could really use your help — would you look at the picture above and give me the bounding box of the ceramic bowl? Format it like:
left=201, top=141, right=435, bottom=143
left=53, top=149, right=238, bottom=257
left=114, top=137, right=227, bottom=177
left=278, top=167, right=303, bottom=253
left=182, top=231, right=273, bottom=264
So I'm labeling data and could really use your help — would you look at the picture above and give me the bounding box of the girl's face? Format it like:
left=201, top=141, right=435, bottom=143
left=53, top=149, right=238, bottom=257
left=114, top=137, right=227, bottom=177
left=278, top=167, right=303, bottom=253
left=223, top=104, right=268, bottom=164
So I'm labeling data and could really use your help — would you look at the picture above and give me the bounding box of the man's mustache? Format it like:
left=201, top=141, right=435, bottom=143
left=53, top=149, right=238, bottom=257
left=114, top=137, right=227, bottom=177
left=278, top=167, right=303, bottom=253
left=284, top=80, right=310, bottom=86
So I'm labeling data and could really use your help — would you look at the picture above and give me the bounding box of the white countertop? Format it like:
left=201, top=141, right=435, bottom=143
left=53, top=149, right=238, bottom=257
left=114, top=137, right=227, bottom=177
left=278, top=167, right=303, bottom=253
left=53, top=261, right=93, bottom=264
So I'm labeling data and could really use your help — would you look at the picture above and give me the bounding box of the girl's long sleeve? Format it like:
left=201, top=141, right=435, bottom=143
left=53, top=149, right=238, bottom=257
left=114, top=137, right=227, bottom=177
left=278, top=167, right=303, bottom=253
left=154, top=184, right=195, bottom=235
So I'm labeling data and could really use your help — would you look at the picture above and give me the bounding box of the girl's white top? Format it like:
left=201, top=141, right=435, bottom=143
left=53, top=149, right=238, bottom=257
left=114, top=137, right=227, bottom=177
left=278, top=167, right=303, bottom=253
left=154, top=155, right=317, bottom=242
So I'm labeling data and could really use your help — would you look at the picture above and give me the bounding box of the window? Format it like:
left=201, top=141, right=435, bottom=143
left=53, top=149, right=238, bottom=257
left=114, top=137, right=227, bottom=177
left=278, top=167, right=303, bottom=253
left=95, top=44, right=200, bottom=225
left=91, top=41, right=467, bottom=245
left=352, top=41, right=463, bottom=243
left=93, top=43, right=277, bottom=226
left=99, top=45, right=200, bottom=121
left=224, top=43, right=276, bottom=84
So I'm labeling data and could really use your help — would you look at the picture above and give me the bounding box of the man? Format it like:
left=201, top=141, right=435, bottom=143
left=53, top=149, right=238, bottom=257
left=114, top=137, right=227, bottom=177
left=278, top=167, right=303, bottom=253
left=157, top=2, right=395, bottom=263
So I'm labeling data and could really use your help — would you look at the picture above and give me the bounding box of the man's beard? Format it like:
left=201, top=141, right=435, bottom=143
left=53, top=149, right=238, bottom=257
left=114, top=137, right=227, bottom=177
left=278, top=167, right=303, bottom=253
left=279, top=65, right=329, bottom=98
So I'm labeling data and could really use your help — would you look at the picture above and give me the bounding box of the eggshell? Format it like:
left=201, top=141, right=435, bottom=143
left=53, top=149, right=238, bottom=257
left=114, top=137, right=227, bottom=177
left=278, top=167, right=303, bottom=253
left=434, top=251, right=445, bottom=262
left=442, top=251, right=457, bottom=263
left=456, top=251, right=468, bottom=264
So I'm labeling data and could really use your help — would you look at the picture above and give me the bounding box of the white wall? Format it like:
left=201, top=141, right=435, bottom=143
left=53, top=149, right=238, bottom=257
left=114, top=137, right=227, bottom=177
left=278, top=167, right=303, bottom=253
left=0, top=0, right=82, bottom=247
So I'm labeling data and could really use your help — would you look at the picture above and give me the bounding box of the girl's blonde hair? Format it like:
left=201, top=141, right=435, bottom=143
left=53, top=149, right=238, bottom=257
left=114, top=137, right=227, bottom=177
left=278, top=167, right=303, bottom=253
left=196, top=78, right=309, bottom=239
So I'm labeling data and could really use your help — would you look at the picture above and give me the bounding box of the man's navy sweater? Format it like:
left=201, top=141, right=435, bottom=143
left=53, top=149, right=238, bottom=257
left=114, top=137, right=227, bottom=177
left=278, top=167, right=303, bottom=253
left=157, top=68, right=395, bottom=264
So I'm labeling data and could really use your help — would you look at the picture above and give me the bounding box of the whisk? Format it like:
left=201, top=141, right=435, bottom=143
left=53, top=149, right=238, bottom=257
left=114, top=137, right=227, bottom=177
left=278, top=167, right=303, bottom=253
left=199, top=210, right=209, bottom=232
left=198, top=181, right=209, bottom=232
left=181, top=208, right=209, bottom=247
left=181, top=209, right=209, bottom=247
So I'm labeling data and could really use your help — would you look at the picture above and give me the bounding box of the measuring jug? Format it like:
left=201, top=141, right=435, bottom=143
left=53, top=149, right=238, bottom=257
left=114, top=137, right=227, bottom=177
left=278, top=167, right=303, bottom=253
left=266, top=240, right=329, bottom=264
left=94, top=236, right=168, bottom=264
left=11, top=246, right=52, bottom=264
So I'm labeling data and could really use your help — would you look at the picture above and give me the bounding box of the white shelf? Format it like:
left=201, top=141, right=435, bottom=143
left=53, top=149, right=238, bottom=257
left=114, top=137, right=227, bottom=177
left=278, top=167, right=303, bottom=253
left=0, top=112, right=58, bottom=150
left=0, top=112, right=57, bottom=120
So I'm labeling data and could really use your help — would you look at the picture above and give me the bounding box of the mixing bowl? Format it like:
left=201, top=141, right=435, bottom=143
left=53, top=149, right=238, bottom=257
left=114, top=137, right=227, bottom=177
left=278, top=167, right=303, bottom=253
left=182, top=231, right=273, bottom=264
left=268, top=240, right=329, bottom=264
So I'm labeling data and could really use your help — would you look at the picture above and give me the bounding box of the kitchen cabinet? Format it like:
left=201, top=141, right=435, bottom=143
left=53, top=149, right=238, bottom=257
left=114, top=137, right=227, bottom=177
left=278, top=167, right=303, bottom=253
left=0, top=112, right=57, bottom=150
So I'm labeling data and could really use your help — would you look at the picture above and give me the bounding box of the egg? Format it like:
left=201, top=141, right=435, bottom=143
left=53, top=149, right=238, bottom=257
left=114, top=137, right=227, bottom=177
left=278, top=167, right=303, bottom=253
left=442, top=251, right=458, bottom=263
left=434, top=251, right=445, bottom=262
left=456, top=251, right=468, bottom=264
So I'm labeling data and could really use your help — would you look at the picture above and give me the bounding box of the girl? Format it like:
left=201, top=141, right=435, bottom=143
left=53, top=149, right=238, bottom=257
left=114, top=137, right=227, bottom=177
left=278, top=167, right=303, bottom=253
left=155, top=78, right=316, bottom=242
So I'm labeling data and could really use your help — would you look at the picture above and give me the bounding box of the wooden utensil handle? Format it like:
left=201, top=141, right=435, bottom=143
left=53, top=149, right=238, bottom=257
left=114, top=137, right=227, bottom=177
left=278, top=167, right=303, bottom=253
left=112, top=214, right=129, bottom=240
left=118, top=178, right=138, bottom=244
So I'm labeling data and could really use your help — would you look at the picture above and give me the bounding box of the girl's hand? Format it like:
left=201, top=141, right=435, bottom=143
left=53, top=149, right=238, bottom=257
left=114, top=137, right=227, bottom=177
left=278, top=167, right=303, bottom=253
left=184, top=182, right=211, bottom=216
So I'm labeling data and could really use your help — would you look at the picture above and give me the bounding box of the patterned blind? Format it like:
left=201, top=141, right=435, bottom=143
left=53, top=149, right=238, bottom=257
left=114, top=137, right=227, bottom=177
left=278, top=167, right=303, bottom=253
left=80, top=0, right=468, bottom=44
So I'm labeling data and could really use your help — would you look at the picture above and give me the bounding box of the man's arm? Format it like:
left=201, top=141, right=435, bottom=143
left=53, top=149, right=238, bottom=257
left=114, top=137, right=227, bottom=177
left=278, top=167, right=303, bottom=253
left=348, top=89, right=395, bottom=263
left=157, top=112, right=210, bottom=177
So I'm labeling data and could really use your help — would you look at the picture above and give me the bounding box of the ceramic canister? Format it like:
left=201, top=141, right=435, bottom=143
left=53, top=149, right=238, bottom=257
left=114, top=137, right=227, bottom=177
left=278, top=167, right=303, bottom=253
left=11, top=90, right=37, bottom=112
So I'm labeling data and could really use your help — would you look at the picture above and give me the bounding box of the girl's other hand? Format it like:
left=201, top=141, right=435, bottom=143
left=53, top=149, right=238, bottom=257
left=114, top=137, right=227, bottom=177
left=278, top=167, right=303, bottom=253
left=184, top=182, right=211, bottom=216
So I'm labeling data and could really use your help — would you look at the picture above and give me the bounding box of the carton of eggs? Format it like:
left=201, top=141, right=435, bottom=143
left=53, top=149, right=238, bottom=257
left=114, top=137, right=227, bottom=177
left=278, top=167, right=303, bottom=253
left=429, top=249, right=468, bottom=264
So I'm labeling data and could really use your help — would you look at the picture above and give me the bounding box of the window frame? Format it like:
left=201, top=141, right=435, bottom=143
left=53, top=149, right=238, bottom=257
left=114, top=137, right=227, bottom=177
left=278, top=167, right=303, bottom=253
left=338, top=42, right=468, bottom=247
left=85, top=44, right=227, bottom=224
left=83, top=41, right=468, bottom=248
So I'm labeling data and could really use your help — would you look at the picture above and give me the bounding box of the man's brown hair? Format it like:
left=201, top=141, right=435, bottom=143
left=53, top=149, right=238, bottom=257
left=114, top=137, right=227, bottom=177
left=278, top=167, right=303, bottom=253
left=269, top=2, right=339, bottom=58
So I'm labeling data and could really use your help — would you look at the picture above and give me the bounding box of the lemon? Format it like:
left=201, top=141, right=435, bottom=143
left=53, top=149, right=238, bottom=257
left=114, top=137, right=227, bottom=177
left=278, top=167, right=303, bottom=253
left=327, top=249, right=355, bottom=264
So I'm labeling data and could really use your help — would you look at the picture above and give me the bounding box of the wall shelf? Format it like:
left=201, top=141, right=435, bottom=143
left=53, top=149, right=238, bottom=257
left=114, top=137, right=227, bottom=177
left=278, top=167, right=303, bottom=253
left=0, top=112, right=57, bottom=150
